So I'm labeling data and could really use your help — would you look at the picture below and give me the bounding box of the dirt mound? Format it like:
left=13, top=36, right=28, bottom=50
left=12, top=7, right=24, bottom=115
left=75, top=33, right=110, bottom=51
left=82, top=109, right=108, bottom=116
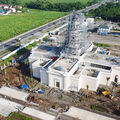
left=0, top=67, right=24, bottom=87
left=0, top=116, right=6, bottom=120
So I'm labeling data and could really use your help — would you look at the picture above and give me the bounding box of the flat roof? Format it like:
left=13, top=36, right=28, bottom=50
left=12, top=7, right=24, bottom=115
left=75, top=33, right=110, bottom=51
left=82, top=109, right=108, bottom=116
left=30, top=45, right=60, bottom=59
left=35, top=45, right=60, bottom=55
left=84, top=53, right=120, bottom=66
left=64, top=106, right=115, bottom=120
left=0, top=98, right=24, bottom=117
left=52, top=57, right=78, bottom=72
left=44, top=60, right=55, bottom=70
left=82, top=68, right=99, bottom=78
left=32, top=59, right=50, bottom=67
left=22, top=107, right=56, bottom=120
left=73, top=67, right=83, bottom=76
left=0, top=86, right=29, bottom=101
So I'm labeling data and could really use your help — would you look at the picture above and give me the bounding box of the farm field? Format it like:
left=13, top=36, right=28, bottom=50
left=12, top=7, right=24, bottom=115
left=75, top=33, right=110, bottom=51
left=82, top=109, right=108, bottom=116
left=50, top=0, right=94, bottom=4
left=0, top=9, right=67, bottom=42
left=20, top=0, right=99, bottom=4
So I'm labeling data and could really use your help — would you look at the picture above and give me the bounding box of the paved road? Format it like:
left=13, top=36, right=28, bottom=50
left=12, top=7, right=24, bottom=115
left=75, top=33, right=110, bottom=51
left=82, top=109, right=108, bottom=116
left=0, top=0, right=111, bottom=52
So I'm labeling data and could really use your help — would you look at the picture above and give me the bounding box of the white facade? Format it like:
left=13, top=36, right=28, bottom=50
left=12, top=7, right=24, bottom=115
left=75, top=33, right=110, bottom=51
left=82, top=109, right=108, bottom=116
left=97, top=25, right=112, bottom=35
left=29, top=12, right=119, bottom=92
left=29, top=44, right=120, bottom=91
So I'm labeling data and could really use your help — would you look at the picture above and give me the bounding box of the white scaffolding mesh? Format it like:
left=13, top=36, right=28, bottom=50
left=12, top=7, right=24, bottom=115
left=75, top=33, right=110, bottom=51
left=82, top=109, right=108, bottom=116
left=62, top=11, right=91, bottom=57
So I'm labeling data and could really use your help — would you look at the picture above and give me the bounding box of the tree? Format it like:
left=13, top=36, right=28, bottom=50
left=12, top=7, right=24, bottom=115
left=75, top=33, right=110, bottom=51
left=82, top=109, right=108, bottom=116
left=89, top=2, right=120, bottom=22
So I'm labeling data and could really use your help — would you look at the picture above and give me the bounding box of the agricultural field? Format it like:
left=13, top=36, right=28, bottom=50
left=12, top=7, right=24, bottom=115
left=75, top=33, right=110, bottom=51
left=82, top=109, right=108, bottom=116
left=50, top=0, right=94, bottom=4
left=21, top=0, right=94, bottom=4
left=0, top=9, right=67, bottom=42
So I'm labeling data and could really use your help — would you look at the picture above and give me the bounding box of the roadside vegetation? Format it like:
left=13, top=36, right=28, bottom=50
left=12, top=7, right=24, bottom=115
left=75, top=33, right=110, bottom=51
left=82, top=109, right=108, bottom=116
left=88, top=2, right=120, bottom=22
left=0, top=9, right=67, bottom=42
left=22, top=0, right=94, bottom=4
left=0, top=0, right=102, bottom=12
left=0, top=112, right=33, bottom=120
left=0, top=0, right=102, bottom=5
left=26, top=0, right=102, bottom=12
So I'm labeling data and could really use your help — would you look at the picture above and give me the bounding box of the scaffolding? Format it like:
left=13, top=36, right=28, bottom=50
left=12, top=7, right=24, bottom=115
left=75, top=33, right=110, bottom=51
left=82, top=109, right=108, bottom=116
left=62, top=11, right=91, bottom=57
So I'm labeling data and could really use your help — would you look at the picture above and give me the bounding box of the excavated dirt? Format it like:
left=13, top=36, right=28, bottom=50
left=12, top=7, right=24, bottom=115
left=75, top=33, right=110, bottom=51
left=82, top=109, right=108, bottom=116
left=27, top=93, right=69, bottom=112
left=0, top=116, right=6, bottom=120
left=0, top=66, right=24, bottom=87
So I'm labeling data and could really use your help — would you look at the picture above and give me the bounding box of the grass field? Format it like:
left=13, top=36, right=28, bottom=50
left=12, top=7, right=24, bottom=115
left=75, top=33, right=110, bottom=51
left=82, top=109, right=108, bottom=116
left=51, top=0, right=93, bottom=4
left=21, top=0, right=94, bottom=4
left=0, top=9, right=67, bottom=42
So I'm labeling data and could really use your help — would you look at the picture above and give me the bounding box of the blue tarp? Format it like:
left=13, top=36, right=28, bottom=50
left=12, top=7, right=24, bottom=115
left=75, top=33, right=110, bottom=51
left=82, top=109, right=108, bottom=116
left=101, top=51, right=105, bottom=55
left=48, top=48, right=52, bottom=51
left=0, top=10, right=4, bottom=13
left=37, top=89, right=44, bottom=94
left=21, top=84, right=28, bottom=89
left=38, top=91, right=44, bottom=94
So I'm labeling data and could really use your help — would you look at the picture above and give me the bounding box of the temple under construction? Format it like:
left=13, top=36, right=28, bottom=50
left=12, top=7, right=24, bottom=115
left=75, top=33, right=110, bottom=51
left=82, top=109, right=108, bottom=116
left=29, top=11, right=120, bottom=92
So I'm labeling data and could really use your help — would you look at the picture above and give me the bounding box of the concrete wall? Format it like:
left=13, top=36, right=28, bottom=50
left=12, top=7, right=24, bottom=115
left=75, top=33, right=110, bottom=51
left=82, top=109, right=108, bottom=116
left=29, top=57, right=37, bottom=69
left=111, top=67, right=120, bottom=84
left=98, top=71, right=111, bottom=86
left=40, top=68, right=48, bottom=85
left=48, top=70, right=65, bottom=90
left=70, top=76, right=79, bottom=91
left=32, top=63, right=40, bottom=79
left=80, top=75, right=99, bottom=91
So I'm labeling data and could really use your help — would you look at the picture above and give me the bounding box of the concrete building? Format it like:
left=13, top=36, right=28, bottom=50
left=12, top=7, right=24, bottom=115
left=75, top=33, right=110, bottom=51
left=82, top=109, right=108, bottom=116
left=86, top=18, right=94, bottom=24
left=29, top=12, right=120, bottom=92
left=97, top=24, right=112, bottom=35
left=0, top=4, right=10, bottom=9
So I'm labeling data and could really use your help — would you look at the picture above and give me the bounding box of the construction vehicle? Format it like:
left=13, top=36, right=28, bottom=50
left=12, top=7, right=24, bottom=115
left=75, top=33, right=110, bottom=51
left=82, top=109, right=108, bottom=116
left=97, top=88, right=115, bottom=99
left=102, top=91, right=115, bottom=99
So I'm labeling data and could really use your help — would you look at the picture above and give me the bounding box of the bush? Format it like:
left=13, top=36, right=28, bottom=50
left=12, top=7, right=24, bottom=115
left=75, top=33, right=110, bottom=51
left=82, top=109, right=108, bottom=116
left=90, top=105, right=104, bottom=112
left=97, top=87, right=106, bottom=95
left=94, top=43, right=110, bottom=47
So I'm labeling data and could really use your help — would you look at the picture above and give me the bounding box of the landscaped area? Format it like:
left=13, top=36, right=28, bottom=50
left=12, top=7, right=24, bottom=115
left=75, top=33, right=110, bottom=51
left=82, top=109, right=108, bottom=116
left=0, top=9, right=67, bottom=42
left=1, top=113, right=33, bottom=120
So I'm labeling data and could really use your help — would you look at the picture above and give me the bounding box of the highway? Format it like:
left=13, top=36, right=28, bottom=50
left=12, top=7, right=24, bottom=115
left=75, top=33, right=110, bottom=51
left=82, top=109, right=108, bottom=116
left=0, top=0, right=111, bottom=52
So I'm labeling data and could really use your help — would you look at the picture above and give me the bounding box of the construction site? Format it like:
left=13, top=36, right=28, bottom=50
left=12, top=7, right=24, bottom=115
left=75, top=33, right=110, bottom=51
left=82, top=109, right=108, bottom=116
left=0, top=11, right=120, bottom=120
left=29, top=11, right=120, bottom=92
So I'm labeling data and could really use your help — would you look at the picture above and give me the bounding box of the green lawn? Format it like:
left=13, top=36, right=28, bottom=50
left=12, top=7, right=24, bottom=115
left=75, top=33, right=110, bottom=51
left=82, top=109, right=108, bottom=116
left=0, top=9, right=67, bottom=42
left=21, top=0, right=93, bottom=4
left=52, top=0, right=93, bottom=4
left=7, top=112, right=33, bottom=120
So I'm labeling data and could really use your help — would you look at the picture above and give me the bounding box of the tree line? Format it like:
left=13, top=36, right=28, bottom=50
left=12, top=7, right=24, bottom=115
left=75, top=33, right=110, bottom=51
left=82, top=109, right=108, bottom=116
left=89, top=2, right=120, bottom=22
left=0, top=0, right=101, bottom=12
left=0, top=0, right=20, bottom=6
left=25, top=0, right=101, bottom=12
